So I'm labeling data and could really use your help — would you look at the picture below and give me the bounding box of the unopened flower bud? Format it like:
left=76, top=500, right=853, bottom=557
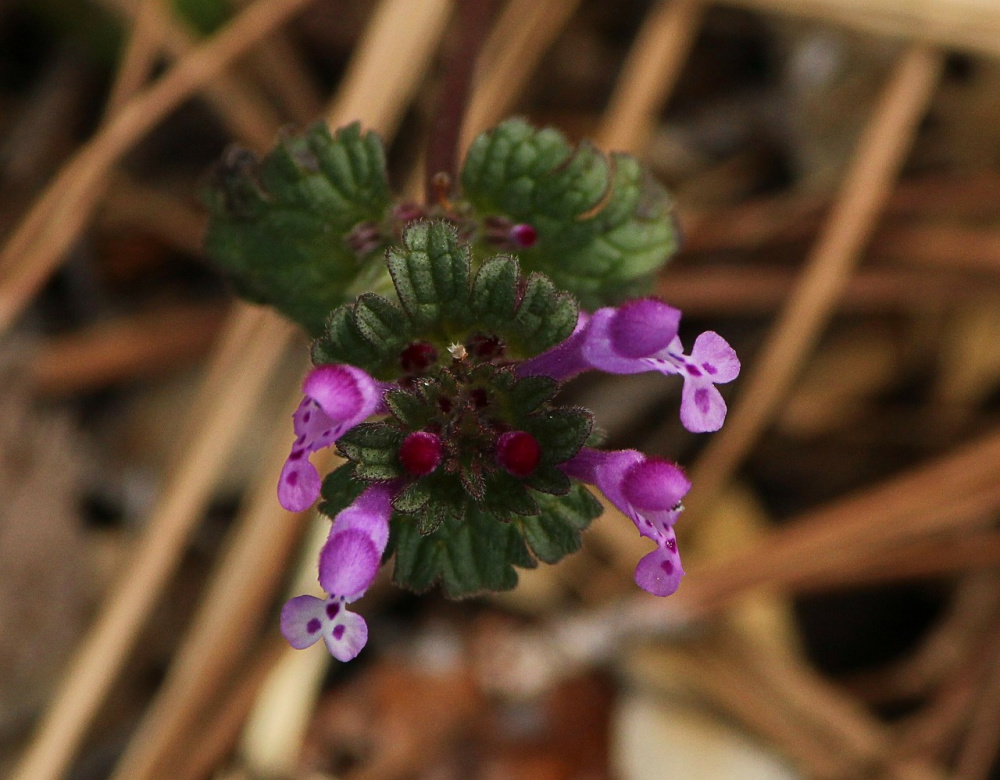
left=497, top=431, right=541, bottom=477
left=399, top=431, right=442, bottom=476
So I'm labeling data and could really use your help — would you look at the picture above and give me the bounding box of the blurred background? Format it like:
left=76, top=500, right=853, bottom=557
left=2, top=0, right=1000, bottom=778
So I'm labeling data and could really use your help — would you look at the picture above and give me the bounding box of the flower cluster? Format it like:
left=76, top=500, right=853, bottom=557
left=277, top=224, right=738, bottom=661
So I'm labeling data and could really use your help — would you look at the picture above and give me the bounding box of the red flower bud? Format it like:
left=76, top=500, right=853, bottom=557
left=399, top=431, right=443, bottom=476
left=510, top=223, right=538, bottom=248
left=497, top=431, right=541, bottom=477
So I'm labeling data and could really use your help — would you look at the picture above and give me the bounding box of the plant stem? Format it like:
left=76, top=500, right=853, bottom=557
left=425, top=0, right=497, bottom=204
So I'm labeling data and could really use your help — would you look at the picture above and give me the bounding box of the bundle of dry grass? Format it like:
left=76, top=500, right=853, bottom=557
left=3, top=1, right=1000, bottom=778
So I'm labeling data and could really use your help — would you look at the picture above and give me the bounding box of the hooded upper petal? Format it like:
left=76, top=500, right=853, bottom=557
left=562, top=447, right=688, bottom=597
left=608, top=298, right=681, bottom=358
left=317, top=482, right=394, bottom=598
left=278, top=364, right=385, bottom=512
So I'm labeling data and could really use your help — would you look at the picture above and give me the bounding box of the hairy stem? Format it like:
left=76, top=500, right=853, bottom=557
left=425, top=0, right=497, bottom=203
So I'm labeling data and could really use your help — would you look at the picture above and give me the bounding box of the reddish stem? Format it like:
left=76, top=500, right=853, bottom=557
left=425, top=0, right=498, bottom=204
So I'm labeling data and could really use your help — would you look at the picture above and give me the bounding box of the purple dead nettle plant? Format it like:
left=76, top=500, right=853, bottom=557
left=205, top=119, right=740, bottom=661
left=277, top=272, right=738, bottom=660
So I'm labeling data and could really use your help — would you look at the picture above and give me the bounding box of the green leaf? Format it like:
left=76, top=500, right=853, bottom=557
left=482, top=471, right=539, bottom=518
left=508, top=374, right=558, bottom=413
left=391, top=483, right=600, bottom=596
left=510, top=273, right=578, bottom=355
left=391, top=505, right=524, bottom=597
left=392, top=480, right=432, bottom=513
left=352, top=293, right=411, bottom=354
left=337, top=423, right=404, bottom=480
left=386, top=222, right=471, bottom=332
left=524, top=464, right=571, bottom=496
left=204, top=122, right=392, bottom=335
left=526, top=408, right=593, bottom=464
left=311, top=306, right=382, bottom=372
left=318, top=463, right=366, bottom=520
left=461, top=118, right=678, bottom=308
left=517, top=484, right=602, bottom=564
left=470, top=256, right=519, bottom=329
left=384, top=389, right=432, bottom=428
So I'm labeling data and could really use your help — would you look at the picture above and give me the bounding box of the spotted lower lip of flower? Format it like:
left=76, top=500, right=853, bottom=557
left=278, top=364, right=387, bottom=513
left=521, top=298, right=740, bottom=433
left=281, top=483, right=394, bottom=661
left=563, top=448, right=688, bottom=597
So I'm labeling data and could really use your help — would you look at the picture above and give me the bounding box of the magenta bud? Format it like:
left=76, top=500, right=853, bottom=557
left=399, top=431, right=442, bottom=476
left=510, top=223, right=538, bottom=248
left=497, top=431, right=541, bottom=477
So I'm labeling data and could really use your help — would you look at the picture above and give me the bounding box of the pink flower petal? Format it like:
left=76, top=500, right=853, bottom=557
left=277, top=364, right=385, bottom=513
left=622, top=458, right=690, bottom=511
left=323, top=608, right=369, bottom=662
left=331, top=482, right=394, bottom=553
left=581, top=309, right=650, bottom=375
left=280, top=594, right=327, bottom=649
left=278, top=458, right=322, bottom=513
left=280, top=594, right=370, bottom=661
left=690, top=331, right=740, bottom=383
left=303, top=364, right=382, bottom=437
left=680, top=378, right=727, bottom=433
left=318, top=528, right=381, bottom=600
left=517, top=311, right=592, bottom=381
left=634, top=537, right=684, bottom=597
left=609, top=298, right=681, bottom=358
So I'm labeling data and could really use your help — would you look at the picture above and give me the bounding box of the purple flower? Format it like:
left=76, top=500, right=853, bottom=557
left=275, top=295, right=738, bottom=661
left=278, top=365, right=385, bottom=512
left=521, top=298, right=740, bottom=433
left=280, top=482, right=394, bottom=661
left=563, top=448, right=688, bottom=596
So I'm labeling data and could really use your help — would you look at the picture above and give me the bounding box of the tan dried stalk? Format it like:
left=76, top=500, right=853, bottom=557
left=0, top=0, right=315, bottom=338
left=657, top=266, right=1000, bottom=316
left=954, top=634, right=1000, bottom=778
left=10, top=306, right=295, bottom=780
left=103, top=0, right=161, bottom=118
left=98, top=0, right=282, bottom=148
left=596, top=0, right=704, bottom=153
left=683, top=425, right=1000, bottom=613
left=108, top=379, right=312, bottom=780
left=718, top=0, right=1000, bottom=61
left=686, top=44, right=944, bottom=519
left=31, top=302, right=228, bottom=395
left=325, top=0, right=453, bottom=134
left=458, top=0, right=582, bottom=152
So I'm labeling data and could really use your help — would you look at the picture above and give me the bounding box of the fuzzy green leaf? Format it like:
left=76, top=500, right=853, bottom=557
left=391, top=505, right=528, bottom=597
left=510, top=273, right=578, bottom=355
left=526, top=408, right=593, bottom=465
left=205, top=122, right=393, bottom=334
left=518, top=484, right=601, bottom=564
left=461, top=118, right=678, bottom=308
left=524, top=464, right=572, bottom=496
left=352, top=293, right=411, bottom=354
left=383, top=389, right=432, bottom=428
left=470, top=256, right=519, bottom=329
left=392, top=480, right=432, bottom=513
left=318, top=463, right=367, bottom=520
left=508, top=375, right=559, bottom=413
left=386, top=222, right=471, bottom=332
left=311, top=306, right=382, bottom=372
left=337, top=424, right=404, bottom=480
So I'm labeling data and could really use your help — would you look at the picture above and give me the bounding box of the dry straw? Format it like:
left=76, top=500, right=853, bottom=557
left=9, top=0, right=1000, bottom=777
